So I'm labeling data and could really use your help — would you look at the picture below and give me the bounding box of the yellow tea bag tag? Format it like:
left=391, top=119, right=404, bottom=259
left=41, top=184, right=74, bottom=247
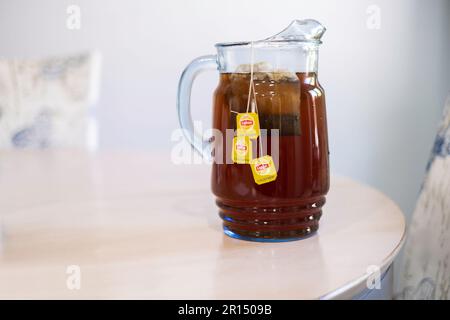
left=236, top=112, right=260, bottom=139
left=250, top=155, right=277, bottom=185
left=232, top=136, right=252, bottom=164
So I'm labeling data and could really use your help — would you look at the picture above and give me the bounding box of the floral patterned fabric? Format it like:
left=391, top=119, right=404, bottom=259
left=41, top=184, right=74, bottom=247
left=397, top=94, right=450, bottom=299
left=0, top=52, right=101, bottom=149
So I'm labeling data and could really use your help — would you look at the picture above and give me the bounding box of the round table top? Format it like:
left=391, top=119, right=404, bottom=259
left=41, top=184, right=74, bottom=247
left=0, top=150, right=406, bottom=299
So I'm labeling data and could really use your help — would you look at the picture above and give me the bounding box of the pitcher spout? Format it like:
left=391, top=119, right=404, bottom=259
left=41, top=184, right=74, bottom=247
left=264, top=19, right=326, bottom=44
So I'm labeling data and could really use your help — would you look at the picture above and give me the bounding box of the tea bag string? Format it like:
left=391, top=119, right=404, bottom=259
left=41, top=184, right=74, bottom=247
left=254, top=93, right=264, bottom=156
left=246, top=41, right=257, bottom=113
left=245, top=41, right=264, bottom=156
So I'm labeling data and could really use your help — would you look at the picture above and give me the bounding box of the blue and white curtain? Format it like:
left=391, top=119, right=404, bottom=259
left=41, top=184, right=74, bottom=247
left=397, top=94, right=450, bottom=299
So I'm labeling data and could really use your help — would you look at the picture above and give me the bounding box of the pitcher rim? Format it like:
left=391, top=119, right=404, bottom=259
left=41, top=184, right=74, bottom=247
left=215, top=39, right=322, bottom=48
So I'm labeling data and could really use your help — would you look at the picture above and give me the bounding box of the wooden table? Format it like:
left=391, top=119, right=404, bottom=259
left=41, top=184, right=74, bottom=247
left=0, top=150, right=406, bottom=299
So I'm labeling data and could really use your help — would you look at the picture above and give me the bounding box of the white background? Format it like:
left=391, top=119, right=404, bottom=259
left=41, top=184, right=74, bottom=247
left=0, top=0, right=449, bottom=220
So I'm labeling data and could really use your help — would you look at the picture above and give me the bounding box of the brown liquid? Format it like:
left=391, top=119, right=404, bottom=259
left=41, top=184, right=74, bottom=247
left=212, top=72, right=330, bottom=241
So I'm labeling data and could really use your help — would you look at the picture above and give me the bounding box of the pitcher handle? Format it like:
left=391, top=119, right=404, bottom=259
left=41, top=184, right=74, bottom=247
left=177, top=55, right=218, bottom=160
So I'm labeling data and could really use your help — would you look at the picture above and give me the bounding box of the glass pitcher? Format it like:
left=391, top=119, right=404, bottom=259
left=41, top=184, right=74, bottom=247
left=177, top=20, right=330, bottom=242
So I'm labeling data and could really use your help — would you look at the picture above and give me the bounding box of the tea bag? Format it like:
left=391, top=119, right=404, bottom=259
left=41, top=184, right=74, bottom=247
left=233, top=61, right=298, bottom=82
left=250, top=155, right=277, bottom=185
left=232, top=135, right=252, bottom=164
left=236, top=111, right=260, bottom=139
left=235, top=52, right=261, bottom=140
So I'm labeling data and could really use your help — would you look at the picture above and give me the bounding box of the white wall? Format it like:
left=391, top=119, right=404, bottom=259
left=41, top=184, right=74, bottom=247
left=0, top=0, right=449, bottom=219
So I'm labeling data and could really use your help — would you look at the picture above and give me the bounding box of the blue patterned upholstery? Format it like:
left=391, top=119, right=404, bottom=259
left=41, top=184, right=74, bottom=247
left=0, top=52, right=101, bottom=149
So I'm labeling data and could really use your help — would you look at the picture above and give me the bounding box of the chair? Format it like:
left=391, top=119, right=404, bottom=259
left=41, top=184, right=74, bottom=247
left=396, top=94, right=450, bottom=299
left=0, top=52, right=101, bottom=150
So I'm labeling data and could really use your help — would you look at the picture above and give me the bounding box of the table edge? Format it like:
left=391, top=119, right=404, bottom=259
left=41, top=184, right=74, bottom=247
left=319, top=178, right=407, bottom=300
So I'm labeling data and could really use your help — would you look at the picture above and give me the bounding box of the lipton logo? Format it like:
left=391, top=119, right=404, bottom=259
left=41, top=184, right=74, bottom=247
left=240, top=116, right=254, bottom=129
left=256, top=163, right=269, bottom=172
left=236, top=144, right=247, bottom=151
